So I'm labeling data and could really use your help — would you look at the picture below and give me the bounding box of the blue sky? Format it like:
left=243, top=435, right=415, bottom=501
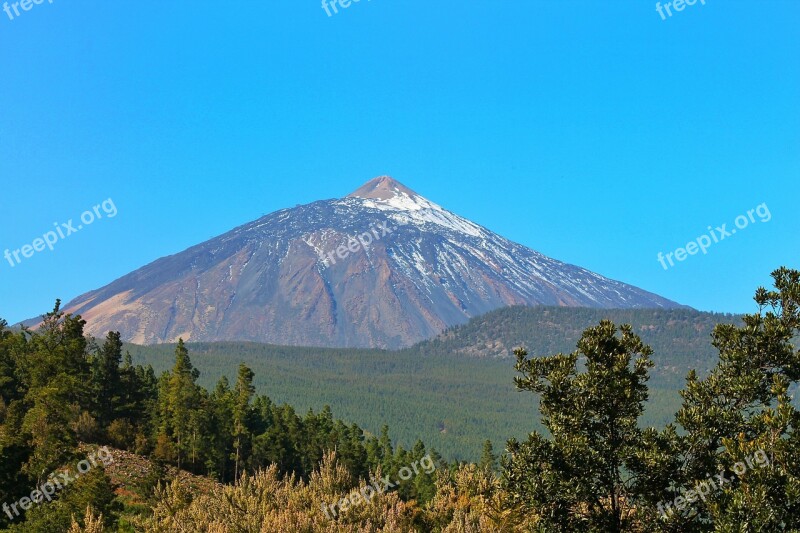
left=0, top=0, right=798, bottom=324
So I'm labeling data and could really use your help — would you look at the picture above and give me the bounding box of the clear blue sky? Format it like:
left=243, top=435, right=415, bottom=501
left=1, top=0, right=798, bottom=325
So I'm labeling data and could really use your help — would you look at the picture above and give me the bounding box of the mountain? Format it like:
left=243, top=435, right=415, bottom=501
left=55, top=176, right=685, bottom=348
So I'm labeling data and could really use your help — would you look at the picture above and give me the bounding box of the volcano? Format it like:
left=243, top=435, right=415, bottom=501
left=57, top=176, right=684, bottom=348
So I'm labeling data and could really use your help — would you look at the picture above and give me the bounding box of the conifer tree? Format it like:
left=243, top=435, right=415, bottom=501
left=22, top=301, right=91, bottom=480
left=479, top=440, right=497, bottom=472
left=232, top=363, right=254, bottom=481
left=92, top=331, right=122, bottom=428
left=164, top=339, right=200, bottom=470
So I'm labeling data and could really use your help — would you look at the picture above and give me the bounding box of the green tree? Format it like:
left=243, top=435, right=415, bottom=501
left=91, top=331, right=122, bottom=428
left=231, top=363, right=254, bottom=481
left=113, top=353, right=157, bottom=453
left=664, top=267, right=800, bottom=531
left=378, top=424, right=393, bottom=473
left=504, top=320, right=654, bottom=532
left=160, top=339, right=200, bottom=470
left=479, top=439, right=497, bottom=471
left=9, top=466, right=121, bottom=533
left=208, top=376, right=233, bottom=480
left=22, top=302, right=91, bottom=481
left=0, top=319, right=21, bottom=404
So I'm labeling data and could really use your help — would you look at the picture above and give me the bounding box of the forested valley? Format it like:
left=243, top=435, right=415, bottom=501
left=1, top=268, right=798, bottom=532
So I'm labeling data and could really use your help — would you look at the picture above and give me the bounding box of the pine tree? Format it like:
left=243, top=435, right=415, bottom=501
left=163, top=339, right=200, bottom=470
left=209, top=376, right=233, bottom=480
left=232, top=363, right=254, bottom=481
left=378, top=424, right=393, bottom=473
left=92, top=332, right=122, bottom=428
left=479, top=439, right=497, bottom=471
left=13, top=466, right=120, bottom=532
left=22, top=301, right=91, bottom=480
left=0, top=319, right=20, bottom=403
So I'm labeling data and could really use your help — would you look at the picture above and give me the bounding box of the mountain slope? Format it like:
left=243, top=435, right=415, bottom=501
left=407, top=305, right=741, bottom=369
left=57, top=176, right=685, bottom=348
left=123, top=307, right=736, bottom=460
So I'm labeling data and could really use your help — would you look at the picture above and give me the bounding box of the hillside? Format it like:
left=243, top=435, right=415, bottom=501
left=409, top=306, right=741, bottom=375
left=82, top=444, right=219, bottom=523
left=125, top=343, right=536, bottom=462
left=125, top=306, right=741, bottom=461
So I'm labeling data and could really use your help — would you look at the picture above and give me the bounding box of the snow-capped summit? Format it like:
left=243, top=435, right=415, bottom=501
left=347, top=176, right=420, bottom=202
left=56, top=176, right=685, bottom=348
left=347, top=176, right=444, bottom=212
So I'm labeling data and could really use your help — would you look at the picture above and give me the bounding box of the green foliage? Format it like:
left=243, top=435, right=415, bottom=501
left=504, top=321, right=655, bottom=532
left=7, top=467, right=121, bottom=533
left=232, top=363, right=255, bottom=481
left=0, top=302, right=442, bottom=531
left=124, top=307, right=730, bottom=464
left=133, top=457, right=169, bottom=505
left=411, top=306, right=741, bottom=388
left=502, top=268, right=800, bottom=532
left=156, top=339, right=202, bottom=470
left=1, top=271, right=797, bottom=532
left=479, top=440, right=497, bottom=472
left=661, top=267, right=800, bottom=531
left=125, top=341, right=539, bottom=462
left=92, top=332, right=123, bottom=428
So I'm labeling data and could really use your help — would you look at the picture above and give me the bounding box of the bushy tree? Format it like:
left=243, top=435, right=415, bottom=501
left=663, top=267, right=800, bottom=531
left=503, top=320, right=654, bottom=532
left=8, top=467, right=120, bottom=533
left=21, top=303, right=90, bottom=474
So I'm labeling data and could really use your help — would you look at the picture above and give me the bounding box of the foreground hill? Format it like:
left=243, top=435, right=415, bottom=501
left=49, top=176, right=683, bottom=348
left=126, top=306, right=739, bottom=461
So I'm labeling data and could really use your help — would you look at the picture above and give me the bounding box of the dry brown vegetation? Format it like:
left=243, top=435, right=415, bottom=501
left=67, top=450, right=535, bottom=532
